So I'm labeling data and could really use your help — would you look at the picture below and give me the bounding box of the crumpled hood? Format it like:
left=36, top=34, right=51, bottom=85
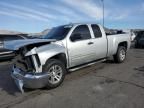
left=4, top=39, right=56, bottom=50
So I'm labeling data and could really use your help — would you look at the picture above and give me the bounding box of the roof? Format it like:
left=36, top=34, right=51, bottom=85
left=67, top=22, right=100, bottom=25
left=0, top=29, right=26, bottom=35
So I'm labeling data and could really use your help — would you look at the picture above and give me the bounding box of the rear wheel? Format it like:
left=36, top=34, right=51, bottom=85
left=113, top=46, right=127, bottom=63
left=43, top=59, right=66, bottom=88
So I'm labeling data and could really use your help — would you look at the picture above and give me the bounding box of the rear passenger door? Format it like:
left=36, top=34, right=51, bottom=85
left=90, top=24, right=107, bottom=59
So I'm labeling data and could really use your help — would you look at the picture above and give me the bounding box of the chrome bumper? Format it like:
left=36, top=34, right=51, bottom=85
left=12, top=66, right=49, bottom=93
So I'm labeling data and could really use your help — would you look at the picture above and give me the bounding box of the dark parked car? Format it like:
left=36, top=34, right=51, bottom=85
left=0, top=34, right=30, bottom=61
left=135, top=31, right=144, bottom=48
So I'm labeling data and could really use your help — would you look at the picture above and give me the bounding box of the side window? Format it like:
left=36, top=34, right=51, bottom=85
left=0, top=37, right=4, bottom=42
left=142, top=32, right=144, bottom=39
left=4, top=35, right=23, bottom=41
left=70, top=25, right=91, bottom=42
left=0, top=37, right=4, bottom=48
left=91, top=24, right=102, bottom=38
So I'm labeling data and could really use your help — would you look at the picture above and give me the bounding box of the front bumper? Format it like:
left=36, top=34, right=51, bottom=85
left=12, top=66, right=49, bottom=93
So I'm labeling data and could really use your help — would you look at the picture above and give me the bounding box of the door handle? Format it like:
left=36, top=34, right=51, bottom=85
left=88, top=42, right=94, bottom=45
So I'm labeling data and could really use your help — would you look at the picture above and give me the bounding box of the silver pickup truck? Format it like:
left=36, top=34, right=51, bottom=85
left=5, top=23, right=131, bottom=93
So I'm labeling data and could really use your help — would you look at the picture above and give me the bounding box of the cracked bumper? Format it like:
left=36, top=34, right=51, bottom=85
left=11, top=66, right=49, bottom=93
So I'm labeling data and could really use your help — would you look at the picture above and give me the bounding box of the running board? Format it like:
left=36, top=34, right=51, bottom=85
left=69, top=59, right=106, bottom=72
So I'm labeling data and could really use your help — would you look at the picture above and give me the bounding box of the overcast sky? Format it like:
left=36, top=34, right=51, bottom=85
left=0, top=0, right=144, bottom=33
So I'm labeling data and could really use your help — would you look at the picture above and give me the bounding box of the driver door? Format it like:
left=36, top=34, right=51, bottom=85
left=67, top=25, right=95, bottom=67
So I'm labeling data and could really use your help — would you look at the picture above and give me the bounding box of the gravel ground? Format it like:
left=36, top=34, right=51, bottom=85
left=0, top=48, right=144, bottom=108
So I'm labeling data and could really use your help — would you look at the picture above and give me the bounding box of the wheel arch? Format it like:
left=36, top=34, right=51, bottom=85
left=44, top=53, right=67, bottom=68
left=118, top=41, right=128, bottom=50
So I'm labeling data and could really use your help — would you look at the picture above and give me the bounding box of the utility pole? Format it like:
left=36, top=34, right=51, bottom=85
left=101, top=0, right=104, bottom=27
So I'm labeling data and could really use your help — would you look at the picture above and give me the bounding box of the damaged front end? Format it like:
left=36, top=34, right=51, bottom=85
left=6, top=39, right=55, bottom=93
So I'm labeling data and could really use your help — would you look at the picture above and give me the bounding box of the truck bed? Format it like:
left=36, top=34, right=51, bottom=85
left=107, top=33, right=131, bottom=56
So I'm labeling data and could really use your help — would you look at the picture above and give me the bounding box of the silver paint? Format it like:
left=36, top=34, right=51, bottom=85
left=8, top=23, right=131, bottom=92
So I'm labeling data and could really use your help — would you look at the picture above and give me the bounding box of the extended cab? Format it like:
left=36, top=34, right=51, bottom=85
left=5, top=23, right=131, bottom=93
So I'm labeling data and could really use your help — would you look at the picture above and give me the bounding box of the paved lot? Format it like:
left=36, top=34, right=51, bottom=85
left=0, top=48, right=144, bottom=108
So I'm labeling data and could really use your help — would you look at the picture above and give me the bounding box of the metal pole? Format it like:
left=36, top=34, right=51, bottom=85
left=101, top=0, right=104, bottom=27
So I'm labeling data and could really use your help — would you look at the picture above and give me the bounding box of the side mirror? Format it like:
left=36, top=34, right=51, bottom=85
left=70, top=33, right=82, bottom=42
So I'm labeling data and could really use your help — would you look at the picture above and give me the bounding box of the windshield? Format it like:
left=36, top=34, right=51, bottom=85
left=43, top=25, right=72, bottom=40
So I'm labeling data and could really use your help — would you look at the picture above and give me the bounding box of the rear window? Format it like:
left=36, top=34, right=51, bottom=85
left=91, top=24, right=102, bottom=38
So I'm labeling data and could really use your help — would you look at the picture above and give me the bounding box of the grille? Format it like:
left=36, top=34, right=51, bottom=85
left=14, top=54, right=35, bottom=72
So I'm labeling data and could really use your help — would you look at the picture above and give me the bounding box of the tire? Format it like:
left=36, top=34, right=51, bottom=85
left=113, top=46, right=127, bottom=63
left=43, top=59, right=66, bottom=88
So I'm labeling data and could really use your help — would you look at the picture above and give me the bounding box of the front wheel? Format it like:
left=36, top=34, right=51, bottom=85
left=43, top=59, right=66, bottom=88
left=113, top=46, right=127, bottom=63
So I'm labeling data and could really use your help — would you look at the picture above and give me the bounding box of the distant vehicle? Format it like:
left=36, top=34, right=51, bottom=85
left=5, top=23, right=131, bottom=93
left=135, top=31, right=144, bottom=48
left=0, top=34, right=31, bottom=61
